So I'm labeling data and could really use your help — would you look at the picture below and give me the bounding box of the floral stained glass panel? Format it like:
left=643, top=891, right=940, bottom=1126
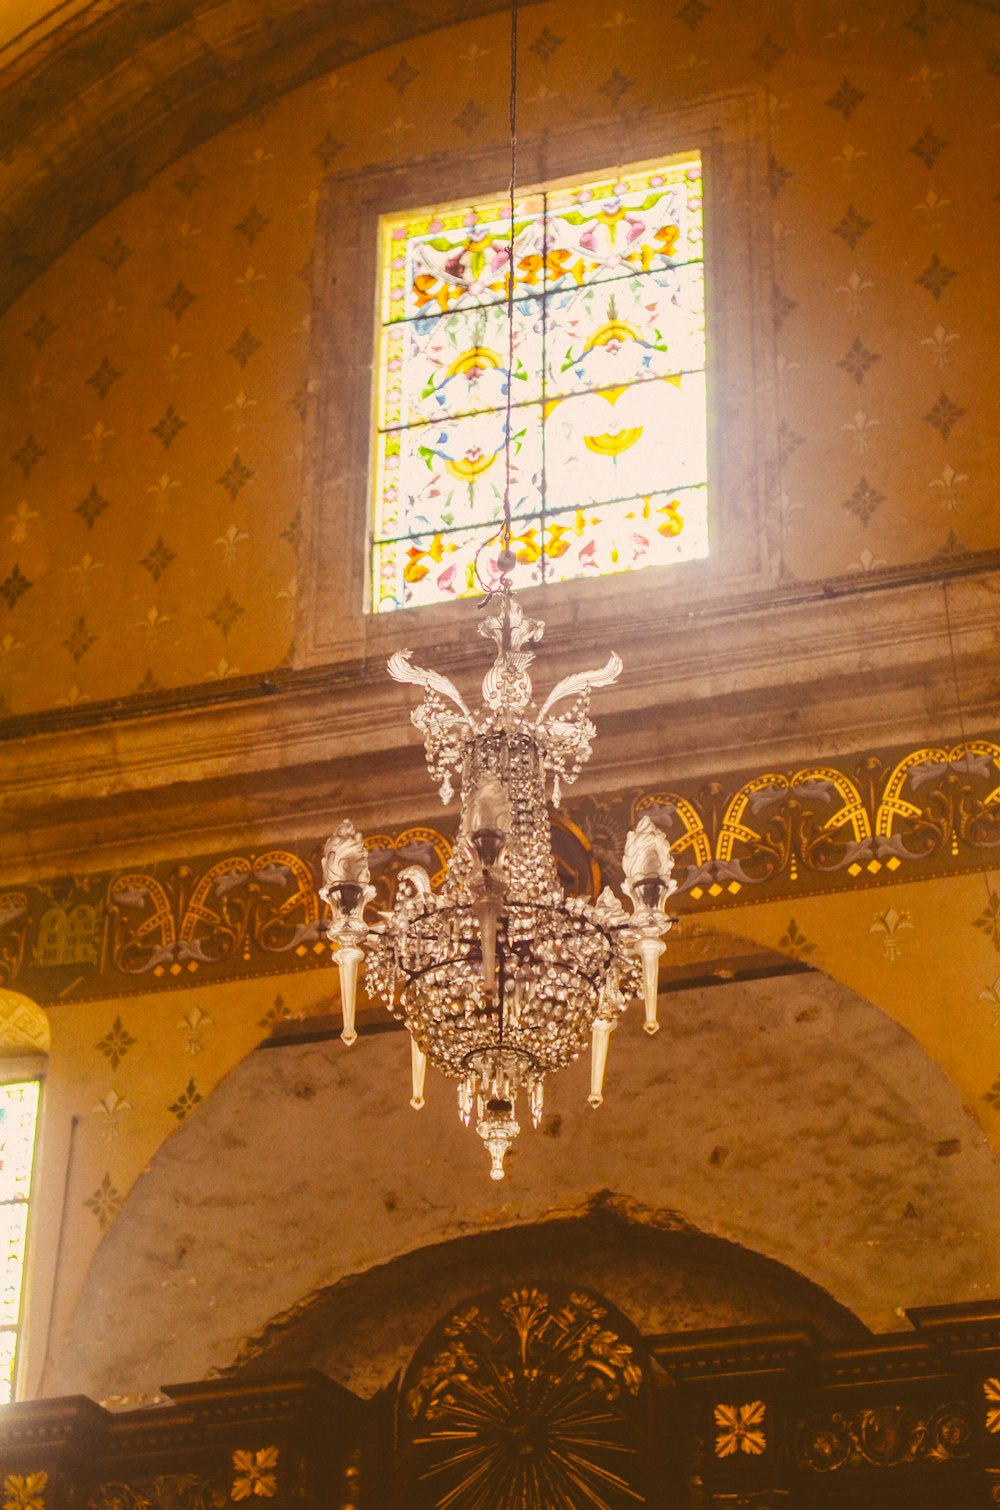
left=0, top=1080, right=40, bottom=1404
left=373, top=153, right=707, bottom=612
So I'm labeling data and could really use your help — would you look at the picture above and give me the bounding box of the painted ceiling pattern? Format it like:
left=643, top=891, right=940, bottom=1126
left=1, top=732, right=996, bottom=1007
left=0, top=0, right=995, bottom=715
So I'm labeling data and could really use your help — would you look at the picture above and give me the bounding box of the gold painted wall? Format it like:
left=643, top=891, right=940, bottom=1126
left=0, top=0, right=996, bottom=715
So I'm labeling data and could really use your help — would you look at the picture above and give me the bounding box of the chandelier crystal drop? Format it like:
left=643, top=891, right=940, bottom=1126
left=319, top=587, right=677, bottom=1179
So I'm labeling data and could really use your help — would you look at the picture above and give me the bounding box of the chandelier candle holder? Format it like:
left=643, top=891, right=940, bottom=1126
left=319, top=588, right=677, bottom=1179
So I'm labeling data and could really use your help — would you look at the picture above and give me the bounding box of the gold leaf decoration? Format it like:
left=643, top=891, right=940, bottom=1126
left=231, top=1448, right=278, bottom=1501
left=714, top=1401, right=767, bottom=1458
left=985, top=1377, right=1000, bottom=1433
left=3, top=1474, right=48, bottom=1510
left=399, top=1283, right=650, bottom=1509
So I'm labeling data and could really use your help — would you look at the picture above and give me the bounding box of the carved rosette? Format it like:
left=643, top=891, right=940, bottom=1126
left=3, top=1474, right=48, bottom=1510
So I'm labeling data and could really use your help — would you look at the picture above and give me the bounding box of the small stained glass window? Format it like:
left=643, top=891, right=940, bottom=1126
left=0, top=1080, right=40, bottom=1403
left=371, top=152, right=707, bottom=612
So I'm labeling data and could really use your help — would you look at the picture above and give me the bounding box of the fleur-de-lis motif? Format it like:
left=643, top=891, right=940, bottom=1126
left=6, top=501, right=38, bottom=543
left=215, top=523, right=251, bottom=565
left=909, top=62, right=943, bottom=97
left=826, top=18, right=859, bottom=42
left=842, top=408, right=880, bottom=454
left=920, top=324, right=959, bottom=368
left=135, top=605, right=171, bottom=648
left=70, top=553, right=104, bottom=601
left=870, top=906, right=914, bottom=960
left=206, top=658, right=241, bottom=681
left=848, top=546, right=887, bottom=573
left=161, top=344, right=192, bottom=380
left=767, top=92, right=791, bottom=123
left=674, top=50, right=709, bottom=72
left=148, top=473, right=182, bottom=512
left=832, top=142, right=867, bottom=182
left=174, top=220, right=202, bottom=251
left=0, top=632, right=24, bottom=675
left=225, top=391, right=258, bottom=433
left=21, top=371, right=50, bottom=409
left=835, top=270, right=874, bottom=314
left=92, top=1089, right=132, bottom=1141
left=601, top=9, right=636, bottom=30
left=979, top=978, right=1000, bottom=1030
left=83, top=420, right=115, bottom=462
left=177, top=1005, right=213, bottom=1054
left=243, top=145, right=275, bottom=174
left=928, top=464, right=968, bottom=510
left=320, top=73, right=349, bottom=100
left=234, top=266, right=266, bottom=300
left=913, top=189, right=950, bottom=232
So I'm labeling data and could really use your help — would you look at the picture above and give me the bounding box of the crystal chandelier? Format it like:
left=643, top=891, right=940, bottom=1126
left=319, top=592, right=676, bottom=1178
left=318, top=0, right=676, bottom=1179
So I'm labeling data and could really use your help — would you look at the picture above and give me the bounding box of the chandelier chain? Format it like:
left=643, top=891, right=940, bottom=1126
left=502, top=0, right=519, bottom=556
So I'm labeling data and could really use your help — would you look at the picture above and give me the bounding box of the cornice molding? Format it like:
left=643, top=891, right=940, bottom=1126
left=0, top=566, right=996, bottom=882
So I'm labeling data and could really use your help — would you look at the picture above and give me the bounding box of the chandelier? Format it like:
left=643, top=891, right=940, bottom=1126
left=319, top=591, right=676, bottom=1178
left=317, top=0, right=676, bottom=1178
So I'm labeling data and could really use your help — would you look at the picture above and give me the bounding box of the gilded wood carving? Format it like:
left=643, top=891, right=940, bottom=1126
left=396, top=1284, right=653, bottom=1509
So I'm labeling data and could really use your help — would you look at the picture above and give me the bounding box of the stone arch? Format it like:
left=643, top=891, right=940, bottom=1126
left=48, top=962, right=1000, bottom=1404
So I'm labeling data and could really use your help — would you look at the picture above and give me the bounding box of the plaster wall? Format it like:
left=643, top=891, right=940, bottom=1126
left=0, top=0, right=996, bottom=714
left=47, top=968, right=1000, bottom=1404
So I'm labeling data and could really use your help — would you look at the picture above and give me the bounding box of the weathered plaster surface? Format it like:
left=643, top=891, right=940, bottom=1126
left=220, top=1205, right=866, bottom=1397
left=50, top=971, right=1000, bottom=1402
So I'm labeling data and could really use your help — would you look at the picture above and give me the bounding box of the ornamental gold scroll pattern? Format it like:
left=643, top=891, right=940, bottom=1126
left=106, top=852, right=326, bottom=978
left=633, top=739, right=1000, bottom=903
left=795, top=1401, right=974, bottom=1472
left=4, top=737, right=999, bottom=1005
left=85, top=1477, right=228, bottom=1510
left=397, top=1284, right=654, bottom=1510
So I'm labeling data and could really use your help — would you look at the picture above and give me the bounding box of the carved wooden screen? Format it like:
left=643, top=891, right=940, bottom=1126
left=394, top=1283, right=655, bottom=1509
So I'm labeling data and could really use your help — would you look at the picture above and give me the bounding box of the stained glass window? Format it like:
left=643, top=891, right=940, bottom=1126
left=372, top=153, right=707, bottom=612
left=0, top=1080, right=40, bottom=1403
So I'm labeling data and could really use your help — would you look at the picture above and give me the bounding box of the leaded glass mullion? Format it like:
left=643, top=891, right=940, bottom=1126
left=373, top=155, right=707, bottom=611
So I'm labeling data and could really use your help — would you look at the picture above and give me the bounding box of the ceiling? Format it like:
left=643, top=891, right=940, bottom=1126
left=0, top=1, right=104, bottom=70
left=0, top=0, right=996, bottom=316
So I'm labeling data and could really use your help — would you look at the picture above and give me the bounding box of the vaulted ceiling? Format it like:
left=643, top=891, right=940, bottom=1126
left=2, top=0, right=996, bottom=317
left=0, top=0, right=518, bottom=316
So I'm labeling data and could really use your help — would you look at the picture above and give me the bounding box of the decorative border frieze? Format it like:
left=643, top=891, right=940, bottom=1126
left=4, top=735, right=996, bottom=1004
